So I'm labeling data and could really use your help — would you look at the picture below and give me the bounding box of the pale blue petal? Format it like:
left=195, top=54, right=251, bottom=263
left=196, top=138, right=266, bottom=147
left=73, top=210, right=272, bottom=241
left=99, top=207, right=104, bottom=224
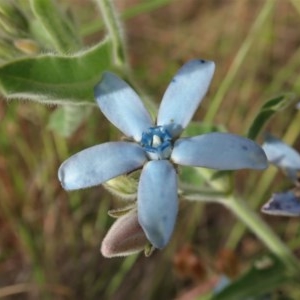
left=94, top=72, right=153, bottom=142
left=262, top=134, right=300, bottom=182
left=157, top=59, right=215, bottom=137
left=171, top=132, right=268, bottom=170
left=138, top=160, right=178, bottom=249
left=58, top=142, right=147, bottom=190
left=213, top=276, right=231, bottom=294
left=261, top=191, right=300, bottom=217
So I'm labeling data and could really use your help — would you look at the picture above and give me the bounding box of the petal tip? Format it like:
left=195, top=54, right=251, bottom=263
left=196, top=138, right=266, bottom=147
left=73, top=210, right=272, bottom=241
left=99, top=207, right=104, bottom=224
left=57, top=163, right=69, bottom=190
left=139, top=226, right=169, bottom=249
left=196, top=58, right=215, bottom=71
left=261, top=191, right=300, bottom=217
left=240, top=138, right=268, bottom=170
left=57, top=160, right=81, bottom=191
left=254, top=150, right=269, bottom=169
left=138, top=206, right=176, bottom=249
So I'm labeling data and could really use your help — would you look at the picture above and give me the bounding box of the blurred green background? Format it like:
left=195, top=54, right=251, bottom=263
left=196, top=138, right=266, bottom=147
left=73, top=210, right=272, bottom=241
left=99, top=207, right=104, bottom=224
left=1, top=0, right=300, bottom=299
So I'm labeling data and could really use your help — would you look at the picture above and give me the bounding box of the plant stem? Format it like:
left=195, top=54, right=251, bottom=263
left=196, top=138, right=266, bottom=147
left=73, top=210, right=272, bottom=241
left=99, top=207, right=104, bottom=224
left=30, top=0, right=81, bottom=52
left=224, top=195, right=300, bottom=275
left=226, top=110, right=300, bottom=249
left=96, top=0, right=127, bottom=69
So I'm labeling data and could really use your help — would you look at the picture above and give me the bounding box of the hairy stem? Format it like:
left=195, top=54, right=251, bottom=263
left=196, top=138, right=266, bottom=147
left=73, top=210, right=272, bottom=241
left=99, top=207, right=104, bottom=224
left=95, top=0, right=127, bottom=69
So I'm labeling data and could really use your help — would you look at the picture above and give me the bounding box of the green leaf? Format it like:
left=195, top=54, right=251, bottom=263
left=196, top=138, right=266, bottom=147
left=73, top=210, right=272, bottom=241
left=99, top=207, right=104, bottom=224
left=48, top=105, right=92, bottom=137
left=247, top=93, right=296, bottom=140
left=0, top=38, right=112, bottom=104
left=208, top=255, right=295, bottom=300
left=30, top=0, right=81, bottom=52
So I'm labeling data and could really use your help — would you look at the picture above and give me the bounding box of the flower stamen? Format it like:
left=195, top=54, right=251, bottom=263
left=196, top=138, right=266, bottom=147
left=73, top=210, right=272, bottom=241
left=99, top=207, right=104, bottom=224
left=141, top=126, right=173, bottom=160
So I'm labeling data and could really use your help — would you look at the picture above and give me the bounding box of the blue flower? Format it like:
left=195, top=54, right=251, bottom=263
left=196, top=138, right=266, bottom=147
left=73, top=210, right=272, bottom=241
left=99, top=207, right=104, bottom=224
left=261, top=190, right=300, bottom=217
left=261, top=134, right=300, bottom=217
left=262, top=134, right=300, bottom=183
left=58, top=59, right=267, bottom=249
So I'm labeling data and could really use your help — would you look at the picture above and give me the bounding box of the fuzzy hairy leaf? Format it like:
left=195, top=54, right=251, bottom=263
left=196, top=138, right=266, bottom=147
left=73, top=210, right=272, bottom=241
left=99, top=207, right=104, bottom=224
left=0, top=38, right=112, bottom=104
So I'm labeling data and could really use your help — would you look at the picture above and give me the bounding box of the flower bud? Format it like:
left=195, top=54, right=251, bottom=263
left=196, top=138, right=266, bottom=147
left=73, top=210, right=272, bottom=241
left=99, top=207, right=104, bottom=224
left=101, top=209, right=148, bottom=257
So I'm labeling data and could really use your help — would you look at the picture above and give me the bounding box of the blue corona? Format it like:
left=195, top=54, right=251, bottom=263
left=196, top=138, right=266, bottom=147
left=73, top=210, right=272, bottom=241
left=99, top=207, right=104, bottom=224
left=141, top=126, right=173, bottom=160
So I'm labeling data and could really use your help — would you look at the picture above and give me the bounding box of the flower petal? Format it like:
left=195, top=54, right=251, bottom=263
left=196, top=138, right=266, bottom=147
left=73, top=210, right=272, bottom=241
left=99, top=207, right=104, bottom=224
left=171, top=132, right=268, bottom=170
left=138, top=160, right=178, bottom=249
left=262, top=134, right=300, bottom=182
left=101, top=209, right=148, bottom=257
left=58, top=142, right=147, bottom=190
left=157, top=59, right=215, bottom=137
left=261, top=191, right=300, bottom=217
left=94, top=72, right=153, bottom=141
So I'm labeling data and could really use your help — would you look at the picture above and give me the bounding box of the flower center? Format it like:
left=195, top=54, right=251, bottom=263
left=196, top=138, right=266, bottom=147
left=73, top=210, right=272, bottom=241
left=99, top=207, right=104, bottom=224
left=141, top=126, right=173, bottom=160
